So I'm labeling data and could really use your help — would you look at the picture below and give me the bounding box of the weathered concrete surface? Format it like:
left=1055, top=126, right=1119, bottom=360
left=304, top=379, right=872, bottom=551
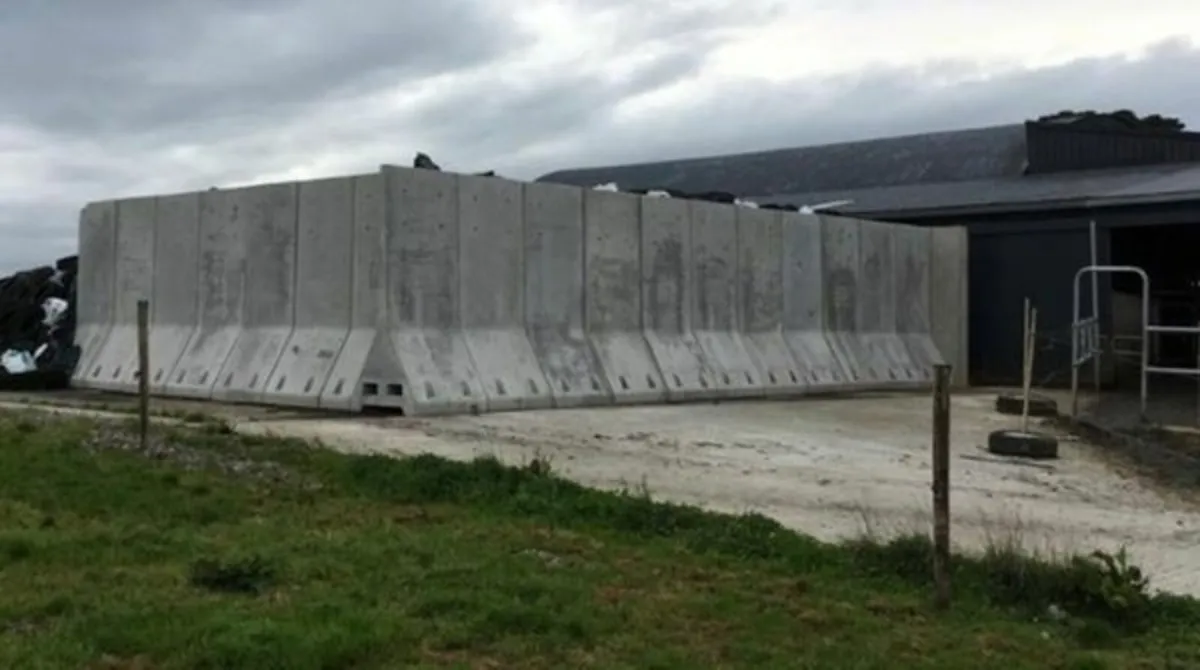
left=858, top=218, right=918, bottom=385
left=640, top=195, right=715, bottom=401
left=265, top=177, right=355, bottom=408
left=82, top=197, right=155, bottom=392
left=225, top=391, right=1198, bottom=598
left=164, top=188, right=248, bottom=399
left=689, top=201, right=761, bottom=397
left=781, top=213, right=850, bottom=391
left=147, top=193, right=201, bottom=393
left=373, top=166, right=486, bottom=415
left=737, top=207, right=803, bottom=396
left=459, top=174, right=551, bottom=411
left=894, top=224, right=941, bottom=384
left=212, top=183, right=297, bottom=404
left=77, top=165, right=968, bottom=415
left=930, top=226, right=970, bottom=387
left=524, top=182, right=612, bottom=407
left=72, top=202, right=117, bottom=389
left=325, top=173, right=388, bottom=411
left=584, top=189, right=665, bottom=404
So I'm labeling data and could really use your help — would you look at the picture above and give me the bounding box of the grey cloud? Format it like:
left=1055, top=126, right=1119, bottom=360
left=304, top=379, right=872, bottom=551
left=0, top=0, right=1197, bottom=274
left=523, top=37, right=1200, bottom=175
left=0, top=0, right=523, bottom=138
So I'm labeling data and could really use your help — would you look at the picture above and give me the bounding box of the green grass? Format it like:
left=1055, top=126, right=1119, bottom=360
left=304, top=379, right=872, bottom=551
left=0, top=411, right=1197, bottom=669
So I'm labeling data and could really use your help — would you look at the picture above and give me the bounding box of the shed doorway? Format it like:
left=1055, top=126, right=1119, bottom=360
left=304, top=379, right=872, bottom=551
left=1108, top=223, right=1200, bottom=390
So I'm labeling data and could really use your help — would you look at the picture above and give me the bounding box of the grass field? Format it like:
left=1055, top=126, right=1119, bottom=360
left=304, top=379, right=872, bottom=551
left=0, top=409, right=1198, bottom=669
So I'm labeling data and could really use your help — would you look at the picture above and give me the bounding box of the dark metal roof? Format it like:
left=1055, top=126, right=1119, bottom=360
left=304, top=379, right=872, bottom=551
left=538, top=124, right=1029, bottom=196
left=751, top=163, right=1200, bottom=219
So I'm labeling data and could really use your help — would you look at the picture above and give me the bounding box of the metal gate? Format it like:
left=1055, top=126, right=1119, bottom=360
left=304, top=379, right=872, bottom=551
left=1071, top=264, right=1200, bottom=420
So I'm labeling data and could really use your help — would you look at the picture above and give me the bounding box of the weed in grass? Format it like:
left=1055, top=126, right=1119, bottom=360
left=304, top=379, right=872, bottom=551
left=189, top=555, right=279, bottom=595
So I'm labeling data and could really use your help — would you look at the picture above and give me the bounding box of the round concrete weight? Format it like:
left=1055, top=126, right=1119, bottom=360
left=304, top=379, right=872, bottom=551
left=987, top=429, right=1059, bottom=460
left=994, top=392, right=1058, bottom=418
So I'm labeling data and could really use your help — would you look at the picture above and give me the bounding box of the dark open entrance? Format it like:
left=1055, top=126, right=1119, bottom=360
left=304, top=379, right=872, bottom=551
left=1109, top=222, right=1200, bottom=393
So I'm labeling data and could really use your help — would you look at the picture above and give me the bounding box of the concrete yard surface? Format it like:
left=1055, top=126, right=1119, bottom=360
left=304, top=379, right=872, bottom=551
left=212, top=390, right=1200, bottom=598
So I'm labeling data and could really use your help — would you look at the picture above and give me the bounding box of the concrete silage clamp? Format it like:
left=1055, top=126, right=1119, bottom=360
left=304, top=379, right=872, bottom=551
left=73, top=164, right=968, bottom=415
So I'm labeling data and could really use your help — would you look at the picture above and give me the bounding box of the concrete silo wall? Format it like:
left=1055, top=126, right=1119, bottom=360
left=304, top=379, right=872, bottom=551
left=72, top=164, right=969, bottom=414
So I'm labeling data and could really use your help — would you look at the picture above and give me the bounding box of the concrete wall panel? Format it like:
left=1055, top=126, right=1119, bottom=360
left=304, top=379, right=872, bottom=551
left=641, top=196, right=716, bottom=401
left=690, top=201, right=761, bottom=397
left=584, top=189, right=665, bottom=403
left=73, top=202, right=118, bottom=387
left=781, top=213, right=850, bottom=389
left=737, top=207, right=803, bottom=396
left=212, top=183, right=297, bottom=403
left=894, top=225, right=940, bottom=383
left=264, top=177, right=355, bottom=407
left=820, top=215, right=875, bottom=385
left=931, top=226, right=969, bottom=386
left=459, top=175, right=551, bottom=411
left=146, top=193, right=201, bottom=393
left=857, top=218, right=918, bottom=386
left=524, top=181, right=612, bottom=407
left=165, top=188, right=248, bottom=398
left=371, top=165, right=486, bottom=415
left=83, top=197, right=156, bottom=391
left=324, top=172, right=390, bottom=411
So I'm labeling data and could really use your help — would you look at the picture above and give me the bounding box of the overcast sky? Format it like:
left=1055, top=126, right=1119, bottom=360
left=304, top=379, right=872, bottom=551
left=1, top=0, right=1199, bottom=273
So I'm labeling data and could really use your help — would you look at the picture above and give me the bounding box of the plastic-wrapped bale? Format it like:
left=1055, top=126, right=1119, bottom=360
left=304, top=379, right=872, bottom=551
left=0, top=254, right=79, bottom=391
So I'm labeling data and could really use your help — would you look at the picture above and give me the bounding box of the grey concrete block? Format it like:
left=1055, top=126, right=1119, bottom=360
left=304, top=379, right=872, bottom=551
left=165, top=187, right=248, bottom=399
left=212, top=183, right=297, bottom=404
left=459, top=173, right=552, bottom=411
left=641, top=195, right=717, bottom=401
left=781, top=212, right=851, bottom=390
left=324, top=172, right=389, bottom=411
left=72, top=201, right=118, bottom=388
left=893, top=224, right=940, bottom=384
left=368, top=165, right=487, bottom=416
left=83, top=196, right=155, bottom=392
left=689, top=200, right=761, bottom=398
left=523, top=181, right=612, bottom=407
left=736, top=207, right=803, bottom=396
left=265, top=176, right=355, bottom=408
left=583, top=188, right=665, bottom=404
left=148, top=192, right=201, bottom=393
left=931, top=226, right=970, bottom=386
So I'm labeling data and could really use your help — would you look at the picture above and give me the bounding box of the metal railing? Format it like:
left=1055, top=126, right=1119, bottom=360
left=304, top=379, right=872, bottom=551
left=1071, top=264, right=1200, bottom=420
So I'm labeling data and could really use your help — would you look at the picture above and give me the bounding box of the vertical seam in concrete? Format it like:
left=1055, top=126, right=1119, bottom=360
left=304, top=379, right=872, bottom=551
left=147, top=198, right=158, bottom=325
left=516, top=181, right=526, bottom=329
left=634, top=195, right=645, bottom=330
left=287, top=183, right=299, bottom=333
left=111, top=200, right=121, bottom=326
left=729, top=206, right=739, bottom=331
left=580, top=189, right=590, bottom=333
left=453, top=174, right=484, bottom=386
